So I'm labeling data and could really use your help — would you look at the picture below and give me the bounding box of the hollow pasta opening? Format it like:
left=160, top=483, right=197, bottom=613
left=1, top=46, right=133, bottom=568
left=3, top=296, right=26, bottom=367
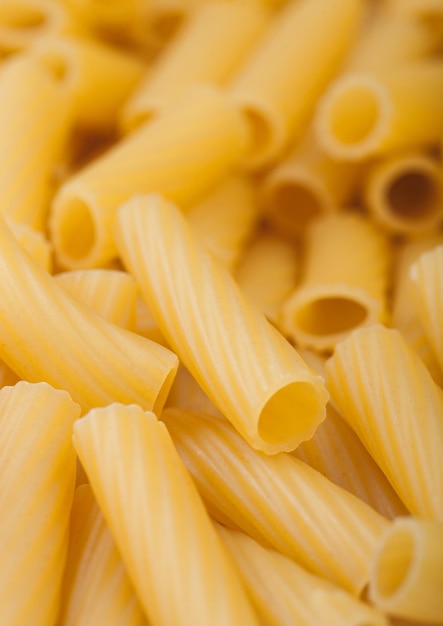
left=295, top=296, right=367, bottom=336
left=57, top=197, right=96, bottom=262
left=0, top=3, right=46, bottom=30
left=387, top=171, right=439, bottom=220
left=272, top=182, right=323, bottom=235
left=153, top=364, right=179, bottom=416
left=329, top=84, right=380, bottom=146
left=373, top=526, right=414, bottom=599
left=242, top=106, right=275, bottom=167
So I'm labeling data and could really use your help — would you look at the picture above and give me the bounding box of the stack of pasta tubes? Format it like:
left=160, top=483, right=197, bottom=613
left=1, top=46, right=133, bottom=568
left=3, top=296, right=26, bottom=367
left=0, top=0, right=442, bottom=624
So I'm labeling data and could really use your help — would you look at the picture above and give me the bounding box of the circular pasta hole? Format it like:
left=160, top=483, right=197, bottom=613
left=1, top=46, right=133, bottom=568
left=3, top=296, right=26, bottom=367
left=0, top=4, right=46, bottom=29
left=295, top=297, right=367, bottom=336
left=58, top=197, right=96, bottom=262
left=387, top=171, right=439, bottom=220
left=272, top=183, right=323, bottom=234
left=374, top=527, right=414, bottom=599
left=329, top=84, right=380, bottom=146
left=242, top=106, right=274, bottom=166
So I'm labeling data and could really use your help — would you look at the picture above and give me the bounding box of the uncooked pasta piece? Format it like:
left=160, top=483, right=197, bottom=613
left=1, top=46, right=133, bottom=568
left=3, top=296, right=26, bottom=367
left=280, top=213, right=389, bottom=352
left=50, top=85, right=249, bottom=269
left=166, top=364, right=224, bottom=419
left=0, top=381, right=80, bottom=626
left=10, top=222, right=53, bottom=271
left=326, top=325, right=443, bottom=520
left=134, top=295, right=166, bottom=346
left=163, top=408, right=388, bottom=594
left=116, top=194, right=328, bottom=454
left=369, top=517, right=443, bottom=624
left=73, top=404, right=260, bottom=626
left=0, top=216, right=178, bottom=414
left=58, top=485, right=147, bottom=626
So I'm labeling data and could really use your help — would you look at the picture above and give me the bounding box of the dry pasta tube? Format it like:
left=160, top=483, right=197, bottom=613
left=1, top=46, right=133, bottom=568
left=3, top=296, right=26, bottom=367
left=50, top=85, right=249, bottom=269
left=369, top=517, right=443, bottom=624
left=364, top=151, right=443, bottom=236
left=0, top=56, right=71, bottom=232
left=411, top=245, right=443, bottom=376
left=315, top=61, right=443, bottom=161
left=0, top=361, right=20, bottom=388
left=280, top=213, right=389, bottom=352
left=0, top=216, right=178, bottom=415
left=10, top=222, right=52, bottom=272
left=217, top=524, right=389, bottom=626
left=146, top=0, right=203, bottom=53
left=134, top=295, right=167, bottom=346
left=73, top=404, right=260, bottom=626
left=58, top=485, right=147, bottom=626
left=0, top=381, right=79, bottom=626
left=166, top=364, right=224, bottom=419
left=163, top=409, right=389, bottom=594
left=326, top=325, right=443, bottom=521
left=29, top=34, right=145, bottom=133
left=228, top=0, right=363, bottom=170
left=235, top=233, right=298, bottom=326
left=188, top=175, right=258, bottom=272
left=122, top=0, right=269, bottom=131
left=116, top=194, right=328, bottom=454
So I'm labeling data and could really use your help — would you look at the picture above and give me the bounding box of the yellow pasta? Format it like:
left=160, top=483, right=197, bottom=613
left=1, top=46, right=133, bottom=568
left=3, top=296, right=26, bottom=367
left=50, top=85, right=249, bottom=269
left=228, top=0, right=363, bottom=169
left=116, top=194, right=328, bottom=454
left=122, top=0, right=269, bottom=130
left=166, top=364, right=224, bottom=418
left=73, top=404, right=260, bottom=626
left=10, top=222, right=53, bottom=271
left=0, top=215, right=178, bottom=414
left=58, top=485, right=147, bottom=626
left=280, top=213, right=389, bottom=352
left=0, top=381, right=80, bottom=626
left=133, top=294, right=166, bottom=345
left=326, top=325, right=443, bottom=520
left=217, top=523, right=389, bottom=626
left=369, top=517, right=443, bottom=624
left=163, top=408, right=388, bottom=594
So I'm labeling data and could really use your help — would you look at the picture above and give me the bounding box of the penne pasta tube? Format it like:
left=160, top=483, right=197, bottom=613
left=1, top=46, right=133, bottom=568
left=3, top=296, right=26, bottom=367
left=0, top=55, right=71, bottom=232
left=369, top=517, right=443, bottom=624
left=50, top=85, right=249, bottom=269
left=116, top=194, right=328, bottom=454
left=0, top=381, right=80, bottom=626
left=364, top=151, right=443, bottom=236
left=228, top=0, right=363, bottom=170
left=163, top=408, right=389, bottom=594
left=55, top=269, right=138, bottom=330
left=58, top=485, right=147, bottom=626
left=217, top=524, right=389, bottom=626
left=73, top=404, right=260, bottom=626
left=0, top=216, right=178, bottom=414
left=326, top=325, right=443, bottom=521
left=280, top=213, right=389, bottom=352
left=315, top=61, right=443, bottom=161
left=122, top=0, right=269, bottom=131
left=10, top=222, right=53, bottom=272
left=166, top=364, right=224, bottom=419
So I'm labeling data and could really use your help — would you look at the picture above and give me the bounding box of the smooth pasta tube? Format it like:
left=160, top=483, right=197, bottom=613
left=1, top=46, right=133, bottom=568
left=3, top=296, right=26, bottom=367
left=163, top=409, right=388, bottom=594
left=55, top=269, right=138, bottom=330
left=73, top=404, right=260, bottom=626
left=0, top=56, right=71, bottom=231
left=50, top=85, right=249, bottom=269
left=280, top=213, right=389, bottom=352
left=228, top=0, right=363, bottom=170
left=326, top=325, right=443, bottom=521
left=10, top=222, right=53, bottom=271
left=364, top=151, right=443, bottom=236
left=0, top=381, right=80, bottom=626
left=0, top=216, right=178, bottom=414
left=217, top=524, right=389, bottom=626
left=369, top=517, right=443, bottom=624
left=116, top=194, right=328, bottom=454
left=122, top=0, right=268, bottom=130
left=411, top=245, right=443, bottom=376
left=58, top=485, right=147, bottom=626
left=315, top=61, right=443, bottom=161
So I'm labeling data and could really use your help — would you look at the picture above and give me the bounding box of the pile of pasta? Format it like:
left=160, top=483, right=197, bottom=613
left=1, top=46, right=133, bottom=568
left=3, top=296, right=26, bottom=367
left=0, top=0, right=442, bottom=624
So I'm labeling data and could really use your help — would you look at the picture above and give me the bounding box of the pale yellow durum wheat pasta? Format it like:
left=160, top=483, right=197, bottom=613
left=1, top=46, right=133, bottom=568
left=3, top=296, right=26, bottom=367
left=122, top=0, right=269, bottom=131
left=116, top=194, right=328, bottom=454
left=411, top=245, right=443, bottom=376
left=0, top=381, right=80, bottom=626
left=166, top=364, right=224, bottom=419
left=217, top=524, right=389, bottom=626
left=280, top=213, right=389, bottom=352
left=235, top=233, right=298, bottom=326
left=0, top=216, right=178, bottom=414
left=58, top=485, right=147, bottom=626
left=134, top=295, right=166, bottom=346
left=10, top=222, right=53, bottom=271
left=364, top=151, right=443, bottom=236
left=228, top=0, right=364, bottom=170
left=0, top=55, right=71, bottom=231
left=51, top=85, right=249, bottom=269
left=187, top=174, right=258, bottom=272
left=29, top=34, right=145, bottom=133
left=163, top=409, right=388, bottom=594
left=326, top=325, right=443, bottom=520
left=369, top=517, right=443, bottom=624
left=73, top=404, right=260, bottom=626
